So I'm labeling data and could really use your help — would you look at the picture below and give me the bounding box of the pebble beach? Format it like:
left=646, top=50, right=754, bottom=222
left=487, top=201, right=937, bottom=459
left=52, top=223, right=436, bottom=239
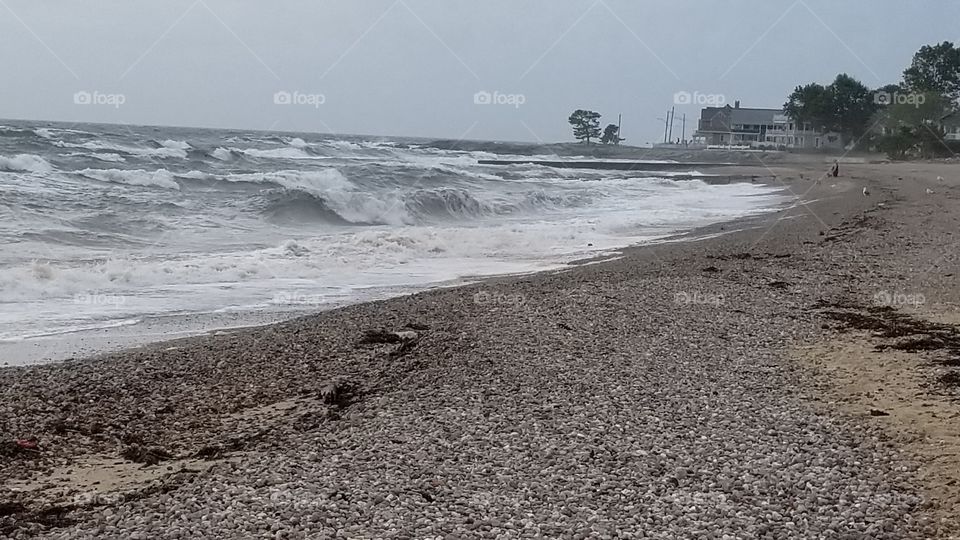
left=3, top=160, right=960, bottom=539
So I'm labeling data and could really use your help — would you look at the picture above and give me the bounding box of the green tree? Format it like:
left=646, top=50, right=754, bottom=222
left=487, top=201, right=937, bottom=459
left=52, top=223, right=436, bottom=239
left=877, top=126, right=915, bottom=160
left=784, top=83, right=832, bottom=131
left=783, top=74, right=878, bottom=146
left=568, top=110, right=602, bottom=144
left=600, top=124, right=624, bottom=145
left=903, top=41, right=960, bottom=103
left=830, top=74, right=879, bottom=145
left=877, top=91, right=950, bottom=130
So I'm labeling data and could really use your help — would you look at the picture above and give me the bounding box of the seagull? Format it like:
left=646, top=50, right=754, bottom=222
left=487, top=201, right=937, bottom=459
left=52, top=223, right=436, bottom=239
left=937, top=176, right=945, bottom=182
left=926, top=188, right=935, bottom=194
left=862, top=187, right=870, bottom=196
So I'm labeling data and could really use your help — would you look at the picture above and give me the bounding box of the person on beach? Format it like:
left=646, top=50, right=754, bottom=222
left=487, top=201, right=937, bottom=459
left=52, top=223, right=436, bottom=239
left=831, top=161, right=839, bottom=177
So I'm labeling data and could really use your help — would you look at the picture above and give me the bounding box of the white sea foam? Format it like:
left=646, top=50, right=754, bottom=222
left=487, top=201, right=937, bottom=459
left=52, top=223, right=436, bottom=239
left=211, top=146, right=319, bottom=160
left=211, top=147, right=233, bottom=161
left=78, top=168, right=180, bottom=190
left=64, top=152, right=126, bottom=163
left=0, top=154, right=54, bottom=173
left=286, top=137, right=309, bottom=148
left=54, top=140, right=190, bottom=159
left=33, top=127, right=96, bottom=139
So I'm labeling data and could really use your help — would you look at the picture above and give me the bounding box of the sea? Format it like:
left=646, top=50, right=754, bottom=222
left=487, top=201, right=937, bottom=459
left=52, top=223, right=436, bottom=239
left=0, top=120, right=788, bottom=363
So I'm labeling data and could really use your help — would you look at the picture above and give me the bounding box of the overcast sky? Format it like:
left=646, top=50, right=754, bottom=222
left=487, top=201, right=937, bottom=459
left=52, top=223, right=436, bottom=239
left=1, top=0, right=957, bottom=144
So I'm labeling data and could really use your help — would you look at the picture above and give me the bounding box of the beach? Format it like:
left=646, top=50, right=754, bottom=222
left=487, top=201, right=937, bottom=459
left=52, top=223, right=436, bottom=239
left=3, top=159, right=960, bottom=538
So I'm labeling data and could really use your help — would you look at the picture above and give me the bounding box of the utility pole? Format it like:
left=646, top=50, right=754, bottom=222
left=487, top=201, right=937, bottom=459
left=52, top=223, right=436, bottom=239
left=617, top=113, right=622, bottom=145
left=668, top=106, right=675, bottom=143
left=681, top=113, right=686, bottom=144
left=663, top=110, right=669, bottom=144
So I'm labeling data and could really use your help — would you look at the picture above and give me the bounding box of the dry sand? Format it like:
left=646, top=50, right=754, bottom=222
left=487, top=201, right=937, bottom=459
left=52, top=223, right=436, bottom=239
left=2, top=158, right=960, bottom=539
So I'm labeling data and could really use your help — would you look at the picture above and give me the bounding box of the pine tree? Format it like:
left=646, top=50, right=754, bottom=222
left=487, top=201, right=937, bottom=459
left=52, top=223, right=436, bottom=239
left=568, top=110, right=602, bottom=144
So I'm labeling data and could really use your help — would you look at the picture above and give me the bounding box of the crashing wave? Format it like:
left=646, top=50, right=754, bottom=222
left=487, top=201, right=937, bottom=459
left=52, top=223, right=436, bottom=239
left=0, top=154, right=55, bottom=173
left=54, top=139, right=190, bottom=159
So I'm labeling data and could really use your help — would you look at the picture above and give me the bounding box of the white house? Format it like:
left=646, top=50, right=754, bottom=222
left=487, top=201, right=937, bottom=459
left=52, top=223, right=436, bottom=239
left=694, top=101, right=841, bottom=150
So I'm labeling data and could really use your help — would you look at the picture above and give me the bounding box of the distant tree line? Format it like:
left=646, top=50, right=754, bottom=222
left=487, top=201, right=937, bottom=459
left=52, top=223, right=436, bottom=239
left=784, top=41, right=960, bottom=159
left=568, top=110, right=623, bottom=145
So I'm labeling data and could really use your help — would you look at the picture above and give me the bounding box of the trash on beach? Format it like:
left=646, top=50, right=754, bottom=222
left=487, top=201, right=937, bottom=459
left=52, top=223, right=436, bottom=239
left=15, top=439, right=39, bottom=451
left=0, top=440, right=40, bottom=457
left=1, top=438, right=42, bottom=457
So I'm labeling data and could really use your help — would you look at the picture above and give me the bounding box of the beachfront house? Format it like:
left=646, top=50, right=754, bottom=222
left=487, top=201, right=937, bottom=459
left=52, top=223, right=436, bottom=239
left=694, top=101, right=840, bottom=150
left=942, top=110, right=960, bottom=141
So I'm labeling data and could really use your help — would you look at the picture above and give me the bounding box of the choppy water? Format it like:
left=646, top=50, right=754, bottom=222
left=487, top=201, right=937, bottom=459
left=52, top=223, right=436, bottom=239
left=0, top=120, right=787, bottom=344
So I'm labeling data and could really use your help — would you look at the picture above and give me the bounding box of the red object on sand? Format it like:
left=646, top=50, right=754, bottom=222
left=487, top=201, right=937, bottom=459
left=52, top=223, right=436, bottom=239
left=15, top=439, right=39, bottom=450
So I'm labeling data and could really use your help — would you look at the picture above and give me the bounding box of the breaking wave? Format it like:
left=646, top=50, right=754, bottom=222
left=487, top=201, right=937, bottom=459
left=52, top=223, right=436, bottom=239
left=77, top=168, right=180, bottom=190
left=0, top=154, right=54, bottom=173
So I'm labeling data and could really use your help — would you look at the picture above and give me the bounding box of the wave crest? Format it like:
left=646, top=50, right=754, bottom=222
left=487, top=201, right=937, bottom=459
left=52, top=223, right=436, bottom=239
left=0, top=154, right=54, bottom=173
left=78, top=168, right=180, bottom=190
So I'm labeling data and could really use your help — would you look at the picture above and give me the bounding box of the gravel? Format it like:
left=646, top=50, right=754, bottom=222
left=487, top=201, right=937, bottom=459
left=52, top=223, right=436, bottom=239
left=3, top=162, right=956, bottom=539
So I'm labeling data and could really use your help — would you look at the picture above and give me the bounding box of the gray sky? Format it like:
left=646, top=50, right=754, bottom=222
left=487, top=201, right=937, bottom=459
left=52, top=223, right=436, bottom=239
left=1, top=0, right=957, bottom=144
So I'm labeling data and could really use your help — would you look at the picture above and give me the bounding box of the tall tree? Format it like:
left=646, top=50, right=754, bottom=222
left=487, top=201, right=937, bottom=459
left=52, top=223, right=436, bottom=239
left=830, top=74, right=879, bottom=144
left=568, top=110, right=602, bottom=144
left=903, top=41, right=960, bottom=103
left=784, top=74, right=878, bottom=146
left=784, top=83, right=832, bottom=131
left=600, top=124, right=624, bottom=145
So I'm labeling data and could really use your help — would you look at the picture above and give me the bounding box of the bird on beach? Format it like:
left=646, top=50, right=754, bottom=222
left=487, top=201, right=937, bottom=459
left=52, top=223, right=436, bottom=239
left=926, top=188, right=935, bottom=195
left=937, top=176, right=944, bottom=182
left=862, top=187, right=870, bottom=196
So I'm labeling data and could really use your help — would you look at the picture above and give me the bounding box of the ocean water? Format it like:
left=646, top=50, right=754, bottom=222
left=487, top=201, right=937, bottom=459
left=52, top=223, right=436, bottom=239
left=0, top=120, right=787, bottom=350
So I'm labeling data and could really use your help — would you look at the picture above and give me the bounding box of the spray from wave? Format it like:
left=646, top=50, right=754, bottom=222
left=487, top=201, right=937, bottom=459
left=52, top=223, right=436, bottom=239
left=0, top=154, right=54, bottom=173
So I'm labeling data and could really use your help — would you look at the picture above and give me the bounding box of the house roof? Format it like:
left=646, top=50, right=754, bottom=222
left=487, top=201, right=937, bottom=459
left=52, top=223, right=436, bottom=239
left=701, top=106, right=782, bottom=126
left=730, top=108, right=781, bottom=125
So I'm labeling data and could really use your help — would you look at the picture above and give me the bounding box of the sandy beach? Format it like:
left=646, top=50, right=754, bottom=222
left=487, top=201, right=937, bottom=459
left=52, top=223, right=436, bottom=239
left=3, top=159, right=960, bottom=538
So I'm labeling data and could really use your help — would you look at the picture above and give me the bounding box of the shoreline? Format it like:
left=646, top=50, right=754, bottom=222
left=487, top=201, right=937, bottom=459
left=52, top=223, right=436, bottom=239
left=3, top=161, right=960, bottom=538
left=3, top=171, right=791, bottom=368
